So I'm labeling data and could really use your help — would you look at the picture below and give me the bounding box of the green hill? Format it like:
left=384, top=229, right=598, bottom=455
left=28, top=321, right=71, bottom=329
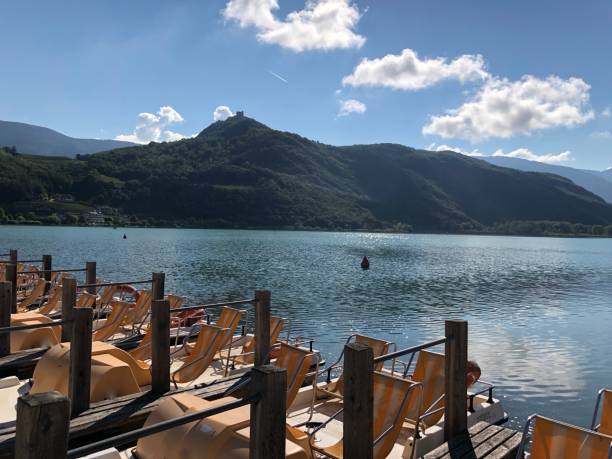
left=2, top=115, right=612, bottom=233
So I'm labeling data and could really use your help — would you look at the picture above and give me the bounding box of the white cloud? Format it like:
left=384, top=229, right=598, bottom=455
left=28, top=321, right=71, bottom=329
left=213, top=105, right=235, bottom=121
left=423, top=75, right=594, bottom=141
left=338, top=99, right=366, bottom=117
left=223, top=0, right=365, bottom=52
left=342, top=48, right=488, bottom=91
left=428, top=143, right=572, bottom=164
left=602, top=107, right=611, bottom=117
left=591, top=131, right=612, bottom=139
left=492, top=148, right=572, bottom=163
left=115, top=106, right=185, bottom=144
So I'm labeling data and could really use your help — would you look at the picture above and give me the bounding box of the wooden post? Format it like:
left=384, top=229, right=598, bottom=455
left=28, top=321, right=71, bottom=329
left=344, top=342, right=374, bottom=459
left=42, top=255, right=52, bottom=295
left=61, top=277, right=77, bottom=342
left=85, top=261, right=96, bottom=294
left=250, top=365, right=286, bottom=459
left=254, top=290, right=271, bottom=366
left=444, top=320, right=468, bottom=441
left=15, top=391, right=70, bottom=459
left=152, top=272, right=165, bottom=300
left=0, top=282, right=11, bottom=357
left=9, top=249, right=17, bottom=263
left=6, top=263, right=17, bottom=313
left=70, top=307, right=92, bottom=418
left=151, top=299, right=170, bottom=394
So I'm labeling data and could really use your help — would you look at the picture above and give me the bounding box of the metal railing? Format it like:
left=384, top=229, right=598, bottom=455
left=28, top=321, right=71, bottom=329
left=0, top=319, right=71, bottom=334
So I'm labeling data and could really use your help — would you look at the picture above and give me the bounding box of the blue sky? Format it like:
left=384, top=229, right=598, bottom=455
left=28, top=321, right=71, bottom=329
left=1, top=0, right=611, bottom=169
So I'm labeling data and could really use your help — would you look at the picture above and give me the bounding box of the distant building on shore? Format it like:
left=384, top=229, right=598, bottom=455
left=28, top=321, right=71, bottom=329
left=82, top=211, right=105, bottom=225
left=235, top=111, right=244, bottom=117
left=54, top=194, right=75, bottom=203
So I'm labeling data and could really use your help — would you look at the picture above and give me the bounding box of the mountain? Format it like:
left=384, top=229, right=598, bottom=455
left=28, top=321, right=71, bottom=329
left=2, top=115, right=612, bottom=232
left=0, top=120, right=136, bottom=157
left=479, top=156, right=612, bottom=203
left=595, top=168, right=612, bottom=185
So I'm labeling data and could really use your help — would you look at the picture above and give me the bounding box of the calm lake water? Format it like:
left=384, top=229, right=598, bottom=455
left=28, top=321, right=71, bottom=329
left=3, top=226, right=611, bottom=430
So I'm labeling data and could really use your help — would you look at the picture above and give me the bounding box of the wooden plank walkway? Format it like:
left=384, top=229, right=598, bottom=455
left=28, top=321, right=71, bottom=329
left=424, top=421, right=521, bottom=459
left=0, top=371, right=248, bottom=458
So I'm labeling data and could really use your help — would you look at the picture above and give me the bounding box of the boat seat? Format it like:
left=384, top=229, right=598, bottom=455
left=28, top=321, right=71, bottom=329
left=31, top=344, right=141, bottom=402
left=318, top=334, right=390, bottom=399
left=522, top=415, right=612, bottom=458
left=136, top=393, right=308, bottom=459
left=31, top=342, right=147, bottom=402
left=10, top=312, right=60, bottom=351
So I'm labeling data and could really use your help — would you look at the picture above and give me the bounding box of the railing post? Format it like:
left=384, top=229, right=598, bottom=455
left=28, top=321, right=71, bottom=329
left=15, top=391, right=70, bottom=459
left=152, top=272, right=165, bottom=300
left=250, top=365, right=286, bottom=459
left=254, top=290, right=271, bottom=366
left=6, top=263, right=17, bottom=313
left=42, top=255, right=52, bottom=294
left=70, top=307, right=93, bottom=418
left=344, top=342, right=374, bottom=459
left=444, top=320, right=468, bottom=441
left=85, top=261, right=96, bottom=294
left=9, top=249, right=17, bottom=263
left=61, top=277, right=77, bottom=342
left=0, top=281, right=11, bottom=357
left=151, top=299, right=170, bottom=394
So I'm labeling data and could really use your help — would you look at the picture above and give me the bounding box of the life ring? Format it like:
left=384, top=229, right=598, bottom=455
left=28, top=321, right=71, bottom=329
left=171, top=309, right=206, bottom=328
left=115, top=285, right=140, bottom=303
left=467, top=360, right=481, bottom=388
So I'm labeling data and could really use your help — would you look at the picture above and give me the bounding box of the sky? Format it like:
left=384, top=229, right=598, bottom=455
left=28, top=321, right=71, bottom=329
left=1, top=0, right=612, bottom=169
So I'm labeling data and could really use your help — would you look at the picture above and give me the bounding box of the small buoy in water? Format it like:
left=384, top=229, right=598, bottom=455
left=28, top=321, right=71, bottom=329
left=361, top=256, right=369, bottom=270
left=123, top=234, right=127, bottom=239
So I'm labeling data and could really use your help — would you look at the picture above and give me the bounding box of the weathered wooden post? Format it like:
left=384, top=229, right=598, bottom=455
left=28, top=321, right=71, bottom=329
left=70, top=307, right=93, bottom=418
left=9, top=249, right=17, bottom=263
left=6, top=263, right=17, bottom=313
left=15, top=392, right=70, bottom=459
left=344, top=342, right=374, bottom=459
left=152, top=272, right=165, bottom=300
left=61, top=277, right=77, bottom=342
left=444, top=319, right=468, bottom=441
left=250, top=365, right=286, bottom=459
left=254, top=290, right=271, bottom=366
left=151, top=299, right=170, bottom=394
left=42, top=255, right=52, bottom=293
left=42, top=255, right=52, bottom=296
left=0, top=281, right=11, bottom=357
left=85, top=261, right=96, bottom=294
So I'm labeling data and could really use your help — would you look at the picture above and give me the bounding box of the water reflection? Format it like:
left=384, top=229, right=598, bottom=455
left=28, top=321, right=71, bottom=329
left=3, top=226, right=612, bottom=429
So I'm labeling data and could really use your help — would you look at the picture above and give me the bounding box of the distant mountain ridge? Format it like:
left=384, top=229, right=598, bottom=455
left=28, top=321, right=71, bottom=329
left=2, top=115, right=612, bottom=232
left=0, top=120, right=136, bottom=157
left=478, top=156, right=612, bottom=203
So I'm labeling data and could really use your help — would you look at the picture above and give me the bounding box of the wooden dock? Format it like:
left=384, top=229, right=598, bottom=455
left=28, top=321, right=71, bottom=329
left=425, top=421, right=521, bottom=459
left=0, top=372, right=247, bottom=458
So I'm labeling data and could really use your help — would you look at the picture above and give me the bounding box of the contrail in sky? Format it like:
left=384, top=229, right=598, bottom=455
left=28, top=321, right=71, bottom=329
left=268, top=70, right=288, bottom=83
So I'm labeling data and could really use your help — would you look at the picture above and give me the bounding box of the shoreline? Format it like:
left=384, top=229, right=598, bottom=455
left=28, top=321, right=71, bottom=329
left=2, top=222, right=612, bottom=240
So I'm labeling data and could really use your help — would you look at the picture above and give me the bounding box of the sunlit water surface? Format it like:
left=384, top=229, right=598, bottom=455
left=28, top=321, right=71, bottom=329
left=3, top=226, right=611, bottom=429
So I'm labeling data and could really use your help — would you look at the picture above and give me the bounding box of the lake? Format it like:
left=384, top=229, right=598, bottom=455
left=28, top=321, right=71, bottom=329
left=2, top=225, right=611, bottom=430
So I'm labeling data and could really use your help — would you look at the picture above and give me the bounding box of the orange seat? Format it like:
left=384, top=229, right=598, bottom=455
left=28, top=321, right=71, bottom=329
left=136, top=393, right=309, bottom=459
left=31, top=343, right=143, bottom=402
left=318, top=334, right=391, bottom=399
left=173, top=324, right=232, bottom=384
left=593, top=389, right=612, bottom=436
left=520, top=415, right=612, bottom=459
left=10, top=312, right=60, bottom=351
left=312, top=372, right=422, bottom=459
